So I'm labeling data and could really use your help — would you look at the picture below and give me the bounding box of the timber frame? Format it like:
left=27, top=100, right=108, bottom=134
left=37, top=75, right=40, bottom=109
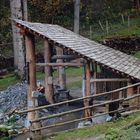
left=12, top=19, right=140, bottom=139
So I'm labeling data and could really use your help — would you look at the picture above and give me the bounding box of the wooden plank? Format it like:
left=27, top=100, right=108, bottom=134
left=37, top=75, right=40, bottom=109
left=36, top=62, right=84, bottom=67
left=44, top=39, right=54, bottom=104
left=90, top=78, right=129, bottom=83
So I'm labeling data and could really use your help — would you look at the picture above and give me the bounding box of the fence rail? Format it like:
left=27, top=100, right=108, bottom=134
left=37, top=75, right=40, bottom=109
left=31, top=104, right=139, bottom=132
left=16, top=82, right=140, bottom=114
left=15, top=82, right=140, bottom=137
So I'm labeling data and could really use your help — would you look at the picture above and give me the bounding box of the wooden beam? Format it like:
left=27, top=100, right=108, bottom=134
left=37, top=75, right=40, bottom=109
left=56, top=47, right=66, bottom=89
left=25, top=33, right=41, bottom=137
left=51, top=55, right=80, bottom=60
left=127, top=79, right=133, bottom=97
left=137, top=86, right=140, bottom=105
left=94, top=62, right=97, bottom=95
left=127, top=79, right=134, bottom=107
left=84, top=62, right=91, bottom=119
left=44, top=39, right=54, bottom=104
left=90, top=78, right=129, bottom=83
left=36, top=62, right=84, bottom=67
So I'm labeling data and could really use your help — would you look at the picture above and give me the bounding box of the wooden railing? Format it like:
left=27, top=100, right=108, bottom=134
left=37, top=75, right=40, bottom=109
left=16, top=82, right=140, bottom=138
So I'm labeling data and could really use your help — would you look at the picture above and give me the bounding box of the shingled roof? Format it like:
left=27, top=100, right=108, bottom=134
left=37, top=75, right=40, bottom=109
left=12, top=19, right=140, bottom=80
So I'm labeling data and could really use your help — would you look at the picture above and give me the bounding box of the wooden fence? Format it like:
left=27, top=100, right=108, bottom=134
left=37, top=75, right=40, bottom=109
left=15, top=82, right=140, bottom=139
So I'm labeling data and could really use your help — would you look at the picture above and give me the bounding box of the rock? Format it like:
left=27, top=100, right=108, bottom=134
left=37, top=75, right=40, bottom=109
left=0, top=82, right=28, bottom=131
left=92, top=114, right=112, bottom=124
left=77, top=122, right=84, bottom=128
left=0, top=110, right=4, bottom=123
left=0, top=124, right=12, bottom=129
left=8, top=129, right=18, bottom=137
left=17, top=128, right=29, bottom=134
left=84, top=120, right=92, bottom=126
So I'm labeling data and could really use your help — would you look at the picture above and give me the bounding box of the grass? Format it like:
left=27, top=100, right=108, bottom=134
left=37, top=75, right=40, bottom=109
left=37, top=67, right=83, bottom=89
left=0, top=67, right=83, bottom=90
left=0, top=73, right=19, bottom=90
left=81, top=15, right=140, bottom=41
left=67, top=80, right=82, bottom=89
left=106, top=26, right=140, bottom=39
left=133, top=51, right=140, bottom=59
left=37, top=67, right=83, bottom=80
left=44, top=111, right=140, bottom=140
left=65, top=67, right=83, bottom=77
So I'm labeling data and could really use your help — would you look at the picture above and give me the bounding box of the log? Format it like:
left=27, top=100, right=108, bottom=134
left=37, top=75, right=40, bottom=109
left=51, top=55, right=80, bottom=60
left=127, top=79, right=134, bottom=106
left=31, top=105, right=139, bottom=131
left=36, top=62, right=84, bottom=67
left=44, top=39, right=54, bottom=104
left=94, top=62, right=97, bottom=94
left=84, top=62, right=91, bottom=119
left=25, top=33, right=41, bottom=135
left=90, top=78, right=129, bottom=83
left=31, top=98, right=123, bottom=123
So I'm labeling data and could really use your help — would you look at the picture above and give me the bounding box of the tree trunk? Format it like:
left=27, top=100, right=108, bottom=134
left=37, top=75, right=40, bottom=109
left=22, top=0, right=28, bottom=21
left=74, top=0, right=80, bottom=34
left=10, top=0, right=28, bottom=79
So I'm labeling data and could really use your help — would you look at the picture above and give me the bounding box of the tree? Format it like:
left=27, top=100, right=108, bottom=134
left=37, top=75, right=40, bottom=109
left=10, top=0, right=28, bottom=79
left=0, top=0, right=11, bottom=44
left=74, top=0, right=80, bottom=34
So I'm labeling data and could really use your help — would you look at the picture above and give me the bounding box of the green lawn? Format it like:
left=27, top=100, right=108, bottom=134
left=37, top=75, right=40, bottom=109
left=133, top=51, right=140, bottom=59
left=44, top=111, right=140, bottom=140
left=81, top=16, right=140, bottom=41
left=0, top=73, right=19, bottom=90
left=37, top=67, right=83, bottom=80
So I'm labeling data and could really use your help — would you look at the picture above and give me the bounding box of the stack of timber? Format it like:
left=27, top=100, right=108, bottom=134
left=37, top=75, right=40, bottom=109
left=103, top=37, right=140, bottom=55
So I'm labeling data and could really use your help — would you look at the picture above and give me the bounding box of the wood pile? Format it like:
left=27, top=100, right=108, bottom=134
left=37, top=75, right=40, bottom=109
left=103, top=37, right=140, bottom=55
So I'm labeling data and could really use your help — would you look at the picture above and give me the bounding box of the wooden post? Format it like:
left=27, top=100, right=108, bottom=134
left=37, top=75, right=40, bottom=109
left=44, top=39, right=54, bottom=104
left=137, top=86, right=140, bottom=105
left=127, top=79, right=133, bottom=106
left=94, top=62, right=97, bottom=95
left=84, top=62, right=91, bottom=119
left=56, top=47, right=66, bottom=89
left=127, top=80, right=133, bottom=97
left=26, top=33, right=41, bottom=140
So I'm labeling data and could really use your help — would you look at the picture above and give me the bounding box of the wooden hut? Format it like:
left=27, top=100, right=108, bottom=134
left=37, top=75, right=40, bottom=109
left=12, top=19, right=140, bottom=138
